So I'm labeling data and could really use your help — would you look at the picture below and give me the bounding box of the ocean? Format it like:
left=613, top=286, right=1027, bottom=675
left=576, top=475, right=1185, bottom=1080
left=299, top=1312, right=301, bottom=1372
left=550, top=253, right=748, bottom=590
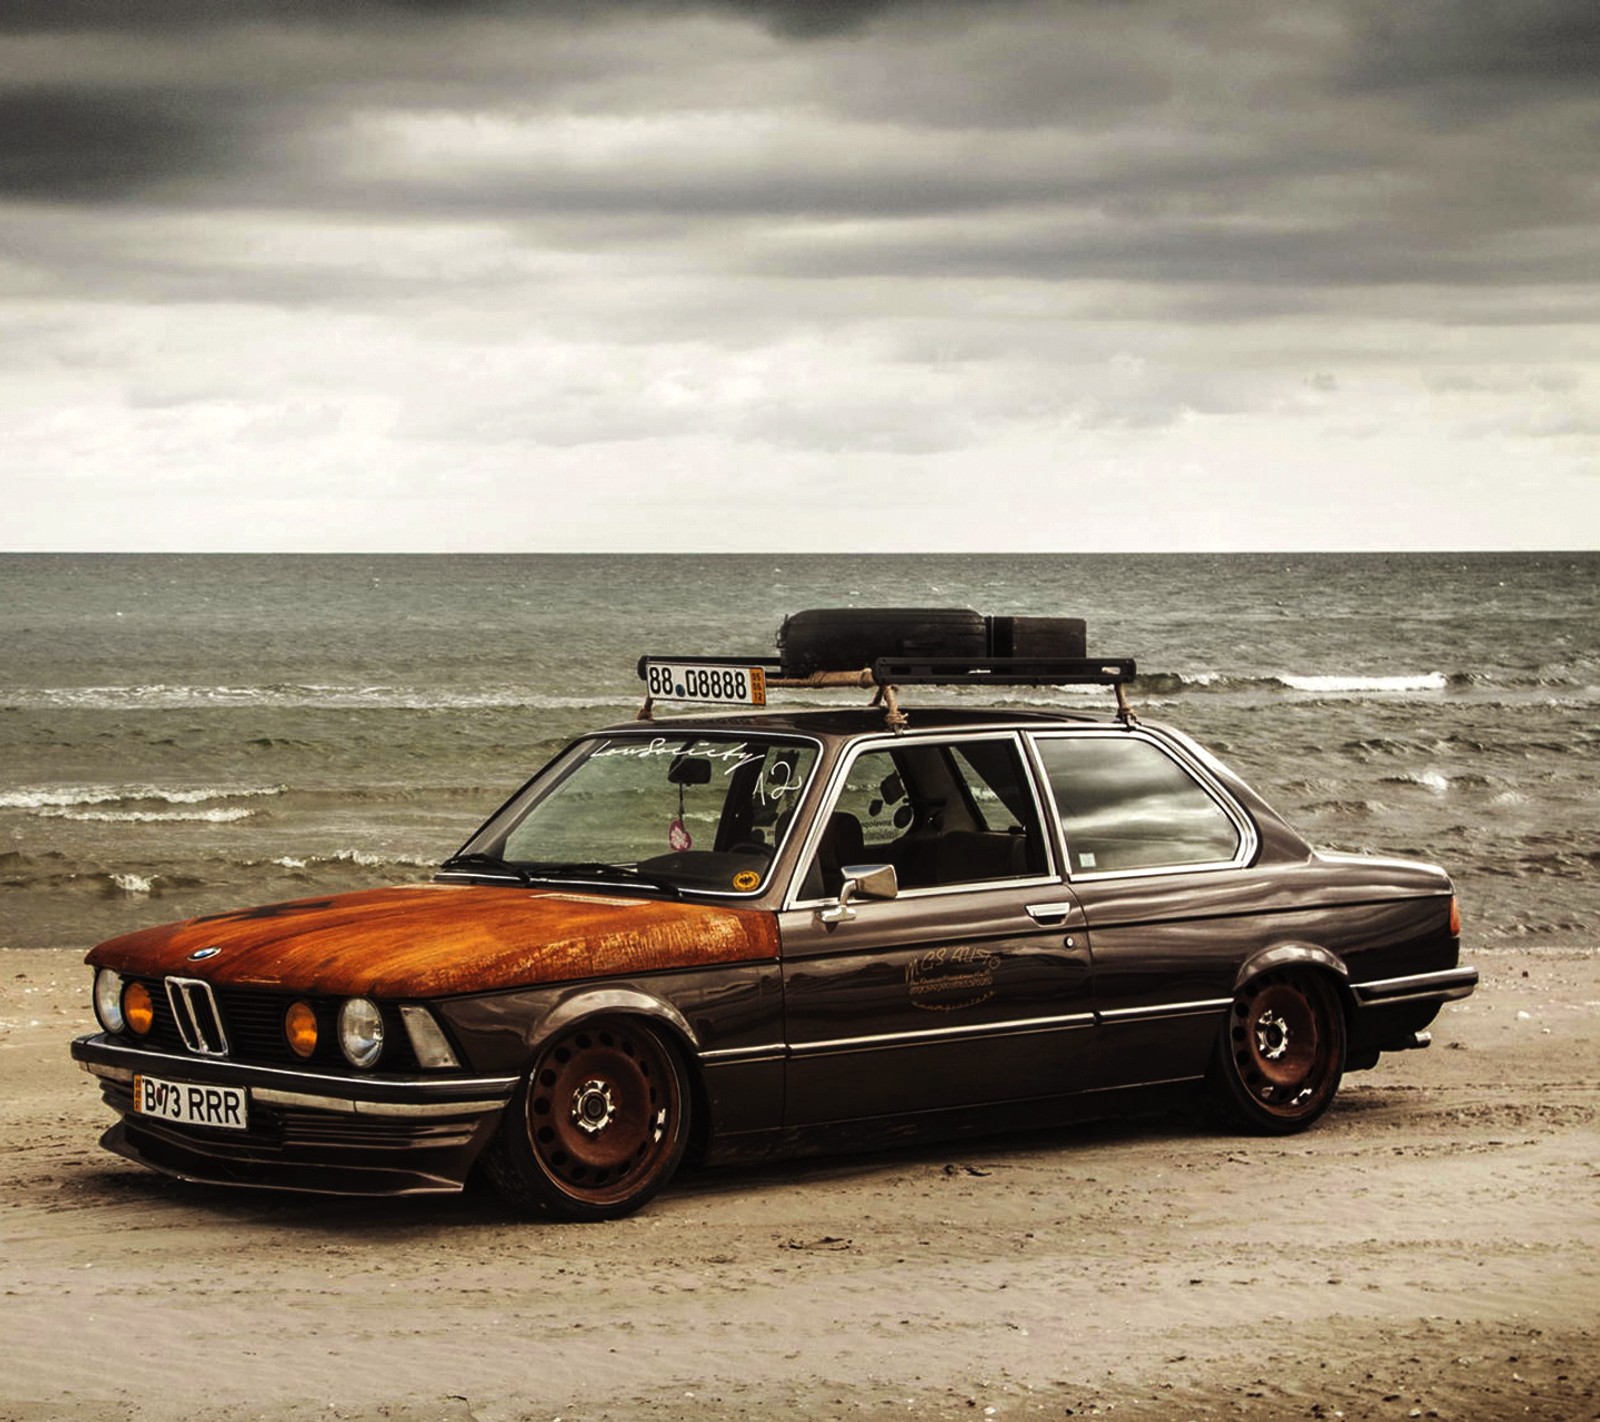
left=2, top=552, right=1595, bottom=951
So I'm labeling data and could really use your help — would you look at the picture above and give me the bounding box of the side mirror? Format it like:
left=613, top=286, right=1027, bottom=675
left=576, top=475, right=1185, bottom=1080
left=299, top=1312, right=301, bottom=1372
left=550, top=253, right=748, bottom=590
left=819, top=863, right=899, bottom=924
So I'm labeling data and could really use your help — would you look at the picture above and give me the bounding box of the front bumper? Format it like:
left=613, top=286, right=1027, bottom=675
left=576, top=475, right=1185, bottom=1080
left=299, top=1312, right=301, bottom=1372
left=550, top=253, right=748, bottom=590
left=72, top=1033, right=518, bottom=1196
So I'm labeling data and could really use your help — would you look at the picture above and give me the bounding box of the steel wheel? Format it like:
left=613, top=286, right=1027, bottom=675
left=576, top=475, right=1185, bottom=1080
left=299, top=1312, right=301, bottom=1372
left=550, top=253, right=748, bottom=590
left=485, top=1016, right=689, bottom=1220
left=1211, top=970, right=1346, bottom=1133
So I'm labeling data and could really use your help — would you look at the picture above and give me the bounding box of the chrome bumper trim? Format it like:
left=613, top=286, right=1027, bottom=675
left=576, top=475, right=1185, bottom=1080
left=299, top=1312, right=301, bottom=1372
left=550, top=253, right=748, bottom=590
left=73, top=1035, right=517, bottom=1117
left=1352, top=966, right=1479, bottom=1008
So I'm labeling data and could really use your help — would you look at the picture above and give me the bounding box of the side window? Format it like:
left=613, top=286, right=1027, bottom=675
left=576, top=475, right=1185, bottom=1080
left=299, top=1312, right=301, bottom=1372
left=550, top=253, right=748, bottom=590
left=829, top=749, right=912, bottom=850
left=1037, top=735, right=1242, bottom=875
left=799, top=738, right=1047, bottom=899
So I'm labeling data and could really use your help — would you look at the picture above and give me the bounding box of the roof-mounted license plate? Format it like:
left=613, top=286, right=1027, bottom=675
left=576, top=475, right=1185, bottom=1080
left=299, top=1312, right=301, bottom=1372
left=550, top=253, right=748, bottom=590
left=642, top=660, right=768, bottom=707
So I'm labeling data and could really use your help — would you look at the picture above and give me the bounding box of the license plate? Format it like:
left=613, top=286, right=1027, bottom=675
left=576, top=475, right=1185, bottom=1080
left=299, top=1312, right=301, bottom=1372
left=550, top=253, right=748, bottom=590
left=642, top=661, right=767, bottom=707
left=132, top=1073, right=249, bottom=1131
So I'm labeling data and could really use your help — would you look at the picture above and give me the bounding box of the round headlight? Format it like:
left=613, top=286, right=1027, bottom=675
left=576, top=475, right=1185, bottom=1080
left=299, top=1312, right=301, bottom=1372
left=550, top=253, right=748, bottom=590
left=123, top=981, right=155, bottom=1035
left=338, top=997, right=384, bottom=1069
left=93, top=969, right=125, bottom=1034
left=284, top=1000, right=319, bottom=1059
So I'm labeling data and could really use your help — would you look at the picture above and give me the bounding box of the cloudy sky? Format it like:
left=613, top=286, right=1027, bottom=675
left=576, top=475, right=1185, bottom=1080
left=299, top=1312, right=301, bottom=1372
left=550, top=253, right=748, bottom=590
left=3, top=0, right=1597, bottom=551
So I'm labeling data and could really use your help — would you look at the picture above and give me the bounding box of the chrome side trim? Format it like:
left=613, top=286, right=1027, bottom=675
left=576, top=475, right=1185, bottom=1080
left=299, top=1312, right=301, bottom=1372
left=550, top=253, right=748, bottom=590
left=1098, top=998, right=1232, bottom=1023
left=1352, top=966, right=1478, bottom=1007
left=792, top=1011, right=1095, bottom=1056
left=698, top=1043, right=788, bottom=1064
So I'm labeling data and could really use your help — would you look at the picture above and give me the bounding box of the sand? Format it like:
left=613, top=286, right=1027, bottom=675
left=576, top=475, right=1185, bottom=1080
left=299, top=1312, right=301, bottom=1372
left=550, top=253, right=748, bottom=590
left=2, top=947, right=1597, bottom=1422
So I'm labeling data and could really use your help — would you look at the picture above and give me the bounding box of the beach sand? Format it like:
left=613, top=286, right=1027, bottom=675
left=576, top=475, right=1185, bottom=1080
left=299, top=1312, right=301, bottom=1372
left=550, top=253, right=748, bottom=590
left=2, top=947, right=1596, bottom=1422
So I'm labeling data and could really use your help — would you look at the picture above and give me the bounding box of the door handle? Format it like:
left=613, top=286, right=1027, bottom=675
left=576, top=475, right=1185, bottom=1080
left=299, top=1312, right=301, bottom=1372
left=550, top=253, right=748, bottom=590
left=1026, top=901, right=1076, bottom=927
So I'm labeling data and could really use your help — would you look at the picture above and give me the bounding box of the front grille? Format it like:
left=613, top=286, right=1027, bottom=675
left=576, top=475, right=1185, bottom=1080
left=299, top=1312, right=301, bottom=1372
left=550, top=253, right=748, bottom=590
left=122, top=977, right=421, bottom=1073
left=165, top=977, right=229, bottom=1055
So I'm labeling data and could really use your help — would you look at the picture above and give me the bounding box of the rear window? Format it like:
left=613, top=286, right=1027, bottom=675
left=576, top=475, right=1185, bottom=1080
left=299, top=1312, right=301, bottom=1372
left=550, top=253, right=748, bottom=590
left=1036, top=735, right=1242, bottom=875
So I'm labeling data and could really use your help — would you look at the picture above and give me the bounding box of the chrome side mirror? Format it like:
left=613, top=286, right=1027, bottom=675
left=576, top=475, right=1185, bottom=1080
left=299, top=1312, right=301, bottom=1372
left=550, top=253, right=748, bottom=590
left=819, top=863, right=899, bottom=924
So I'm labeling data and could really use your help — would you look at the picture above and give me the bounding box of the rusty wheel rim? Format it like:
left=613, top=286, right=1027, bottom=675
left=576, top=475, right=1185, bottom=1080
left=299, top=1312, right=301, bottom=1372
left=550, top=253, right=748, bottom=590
left=526, top=1020, right=681, bottom=1208
left=1229, top=973, right=1337, bottom=1120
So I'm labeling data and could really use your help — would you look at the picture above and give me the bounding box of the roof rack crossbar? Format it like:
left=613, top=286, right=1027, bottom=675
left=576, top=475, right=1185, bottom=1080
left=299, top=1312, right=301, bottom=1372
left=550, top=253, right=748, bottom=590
left=872, top=656, right=1136, bottom=687
left=634, top=653, right=1138, bottom=729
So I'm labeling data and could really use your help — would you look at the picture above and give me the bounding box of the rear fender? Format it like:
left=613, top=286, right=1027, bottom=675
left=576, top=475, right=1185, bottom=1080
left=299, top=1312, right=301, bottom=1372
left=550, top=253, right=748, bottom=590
left=1235, top=943, right=1353, bottom=1014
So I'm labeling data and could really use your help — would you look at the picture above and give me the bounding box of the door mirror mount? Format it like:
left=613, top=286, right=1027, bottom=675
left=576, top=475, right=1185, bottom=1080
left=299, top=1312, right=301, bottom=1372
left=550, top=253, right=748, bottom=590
left=818, top=863, right=899, bottom=924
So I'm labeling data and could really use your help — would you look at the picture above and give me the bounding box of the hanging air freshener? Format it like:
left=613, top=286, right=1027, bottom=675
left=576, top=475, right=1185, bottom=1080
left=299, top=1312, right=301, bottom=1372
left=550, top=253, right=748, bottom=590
left=669, top=774, right=693, bottom=851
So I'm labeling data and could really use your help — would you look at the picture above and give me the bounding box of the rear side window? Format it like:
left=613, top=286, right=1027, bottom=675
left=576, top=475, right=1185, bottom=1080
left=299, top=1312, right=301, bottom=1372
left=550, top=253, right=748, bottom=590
left=1037, top=735, right=1242, bottom=875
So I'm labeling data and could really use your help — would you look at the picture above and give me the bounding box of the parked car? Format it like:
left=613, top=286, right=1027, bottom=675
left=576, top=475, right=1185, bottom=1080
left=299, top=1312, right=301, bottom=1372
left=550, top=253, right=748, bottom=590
left=72, top=610, right=1476, bottom=1219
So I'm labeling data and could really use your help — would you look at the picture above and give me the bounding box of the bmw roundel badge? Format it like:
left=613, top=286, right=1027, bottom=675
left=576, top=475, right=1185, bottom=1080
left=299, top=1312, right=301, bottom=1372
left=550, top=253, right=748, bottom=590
left=187, top=946, right=222, bottom=961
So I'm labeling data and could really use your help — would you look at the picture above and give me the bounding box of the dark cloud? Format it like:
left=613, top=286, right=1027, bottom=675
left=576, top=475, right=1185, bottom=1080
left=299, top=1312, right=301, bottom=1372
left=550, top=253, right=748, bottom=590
left=0, top=90, right=256, bottom=199
left=1344, top=0, right=1600, bottom=95
left=0, top=0, right=967, bottom=37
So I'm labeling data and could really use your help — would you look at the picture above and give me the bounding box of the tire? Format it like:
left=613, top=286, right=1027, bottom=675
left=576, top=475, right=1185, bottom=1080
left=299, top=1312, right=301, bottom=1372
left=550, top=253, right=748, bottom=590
left=1208, top=970, right=1347, bottom=1134
left=986, top=615, right=1087, bottom=659
left=484, top=1016, right=690, bottom=1220
left=777, top=608, right=987, bottom=677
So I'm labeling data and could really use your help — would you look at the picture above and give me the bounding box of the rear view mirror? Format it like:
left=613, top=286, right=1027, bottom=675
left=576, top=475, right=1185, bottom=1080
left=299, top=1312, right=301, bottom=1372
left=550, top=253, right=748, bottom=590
left=668, top=756, right=712, bottom=786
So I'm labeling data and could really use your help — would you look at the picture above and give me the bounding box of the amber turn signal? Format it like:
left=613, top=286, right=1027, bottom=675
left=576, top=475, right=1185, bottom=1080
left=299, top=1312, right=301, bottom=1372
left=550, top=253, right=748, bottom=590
left=285, top=1000, right=319, bottom=1059
left=123, top=981, right=155, bottom=1035
left=1449, top=897, right=1461, bottom=937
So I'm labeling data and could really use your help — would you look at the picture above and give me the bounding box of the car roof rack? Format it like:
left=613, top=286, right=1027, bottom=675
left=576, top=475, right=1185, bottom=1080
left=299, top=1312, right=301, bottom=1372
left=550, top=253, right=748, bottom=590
left=635, top=653, right=1139, bottom=731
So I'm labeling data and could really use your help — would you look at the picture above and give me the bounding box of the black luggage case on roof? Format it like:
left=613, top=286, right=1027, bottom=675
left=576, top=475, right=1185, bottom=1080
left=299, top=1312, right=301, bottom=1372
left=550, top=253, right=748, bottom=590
left=987, top=615, right=1087, bottom=660
left=778, top=608, right=987, bottom=677
left=777, top=607, right=1089, bottom=676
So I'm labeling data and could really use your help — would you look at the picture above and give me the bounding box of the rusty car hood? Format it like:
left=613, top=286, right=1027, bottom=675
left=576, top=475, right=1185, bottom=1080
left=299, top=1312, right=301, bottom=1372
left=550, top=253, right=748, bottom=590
left=84, top=883, right=780, bottom=998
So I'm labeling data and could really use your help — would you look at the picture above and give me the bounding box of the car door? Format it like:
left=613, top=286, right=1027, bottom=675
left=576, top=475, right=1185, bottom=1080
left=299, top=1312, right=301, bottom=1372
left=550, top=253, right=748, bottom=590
left=776, top=731, right=1096, bottom=1127
left=1029, top=727, right=1265, bottom=1090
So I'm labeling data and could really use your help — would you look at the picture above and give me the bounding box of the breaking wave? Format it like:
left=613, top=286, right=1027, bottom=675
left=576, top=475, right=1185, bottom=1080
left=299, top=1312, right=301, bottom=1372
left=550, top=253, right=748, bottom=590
left=1, top=785, right=286, bottom=823
left=9, top=684, right=638, bottom=712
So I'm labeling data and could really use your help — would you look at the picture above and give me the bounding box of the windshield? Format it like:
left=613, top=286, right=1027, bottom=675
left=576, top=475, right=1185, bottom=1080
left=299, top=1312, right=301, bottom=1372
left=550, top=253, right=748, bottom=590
left=447, top=732, right=821, bottom=896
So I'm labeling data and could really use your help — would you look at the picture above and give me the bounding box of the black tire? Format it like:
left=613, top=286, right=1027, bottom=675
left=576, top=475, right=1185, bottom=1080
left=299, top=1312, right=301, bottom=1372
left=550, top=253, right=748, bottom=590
left=986, top=615, right=1087, bottom=659
left=484, top=1016, right=690, bottom=1220
left=778, top=607, right=987, bottom=677
left=1208, top=970, right=1347, bottom=1134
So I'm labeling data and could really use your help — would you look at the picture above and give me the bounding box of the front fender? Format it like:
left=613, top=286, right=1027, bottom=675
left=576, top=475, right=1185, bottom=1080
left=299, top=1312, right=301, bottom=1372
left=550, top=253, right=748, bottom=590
left=533, top=986, right=701, bottom=1058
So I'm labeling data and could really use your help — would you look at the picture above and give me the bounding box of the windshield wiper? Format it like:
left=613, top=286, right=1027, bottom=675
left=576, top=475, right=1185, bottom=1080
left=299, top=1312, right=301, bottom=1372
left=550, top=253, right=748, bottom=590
left=521, top=861, right=682, bottom=898
left=438, top=851, right=532, bottom=884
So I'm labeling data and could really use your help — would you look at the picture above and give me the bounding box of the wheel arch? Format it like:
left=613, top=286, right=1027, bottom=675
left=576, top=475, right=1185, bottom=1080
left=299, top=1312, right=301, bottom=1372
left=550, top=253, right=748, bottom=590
left=1234, top=943, right=1355, bottom=1020
left=533, top=985, right=701, bottom=1054
left=525, top=987, right=712, bottom=1162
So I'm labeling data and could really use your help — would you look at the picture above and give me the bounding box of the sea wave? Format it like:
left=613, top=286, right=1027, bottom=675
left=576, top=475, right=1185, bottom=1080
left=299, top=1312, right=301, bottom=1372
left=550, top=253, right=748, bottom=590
left=7, top=684, right=639, bottom=712
left=268, top=849, right=440, bottom=871
left=0, top=784, right=286, bottom=812
left=39, top=806, right=259, bottom=824
left=1277, top=672, right=1448, bottom=695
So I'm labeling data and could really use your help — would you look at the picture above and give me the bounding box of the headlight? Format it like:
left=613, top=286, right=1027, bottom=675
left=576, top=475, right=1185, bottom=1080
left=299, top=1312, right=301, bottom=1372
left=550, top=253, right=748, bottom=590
left=284, top=1000, right=319, bottom=1059
left=93, top=969, right=125, bottom=1034
left=337, top=997, right=384, bottom=1069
